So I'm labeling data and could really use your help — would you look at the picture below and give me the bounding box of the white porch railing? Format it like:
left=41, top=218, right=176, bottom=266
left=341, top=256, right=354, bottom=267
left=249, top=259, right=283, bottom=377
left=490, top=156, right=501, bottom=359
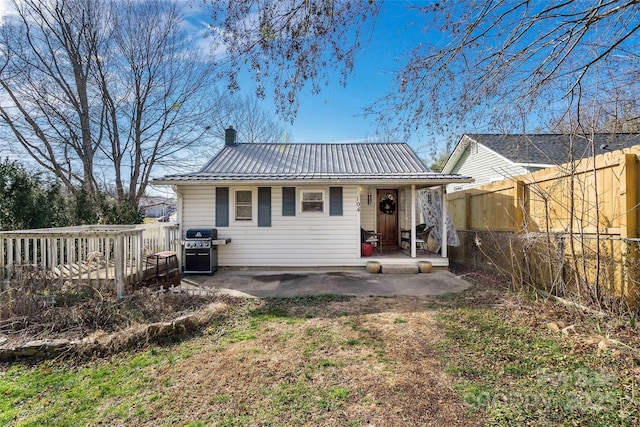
left=0, top=224, right=180, bottom=298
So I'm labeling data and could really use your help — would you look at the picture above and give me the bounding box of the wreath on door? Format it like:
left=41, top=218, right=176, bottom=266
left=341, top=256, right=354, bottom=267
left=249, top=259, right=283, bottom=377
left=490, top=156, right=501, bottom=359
left=379, top=193, right=396, bottom=215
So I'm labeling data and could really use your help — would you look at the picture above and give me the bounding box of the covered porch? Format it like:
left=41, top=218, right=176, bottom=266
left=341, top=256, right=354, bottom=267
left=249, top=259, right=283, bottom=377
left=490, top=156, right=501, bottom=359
left=358, top=183, right=454, bottom=268
left=361, top=248, right=447, bottom=267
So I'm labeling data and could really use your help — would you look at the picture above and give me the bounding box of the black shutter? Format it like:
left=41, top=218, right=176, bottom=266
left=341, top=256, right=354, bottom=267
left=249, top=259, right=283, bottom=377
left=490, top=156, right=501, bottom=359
left=258, top=187, right=272, bottom=227
left=215, top=187, right=229, bottom=227
left=329, top=187, right=343, bottom=216
left=282, top=187, right=296, bottom=216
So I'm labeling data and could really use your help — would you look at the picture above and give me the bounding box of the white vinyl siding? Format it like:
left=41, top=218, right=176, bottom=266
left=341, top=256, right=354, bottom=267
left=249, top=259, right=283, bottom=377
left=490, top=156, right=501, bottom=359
left=221, top=185, right=359, bottom=267
left=359, top=186, right=376, bottom=231
left=446, top=144, right=530, bottom=192
left=397, top=188, right=410, bottom=233
left=180, top=186, right=215, bottom=235
left=179, top=184, right=361, bottom=267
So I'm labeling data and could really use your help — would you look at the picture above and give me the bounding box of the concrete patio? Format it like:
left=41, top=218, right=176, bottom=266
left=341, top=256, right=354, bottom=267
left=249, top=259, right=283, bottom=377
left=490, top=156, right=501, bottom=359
left=182, top=267, right=472, bottom=298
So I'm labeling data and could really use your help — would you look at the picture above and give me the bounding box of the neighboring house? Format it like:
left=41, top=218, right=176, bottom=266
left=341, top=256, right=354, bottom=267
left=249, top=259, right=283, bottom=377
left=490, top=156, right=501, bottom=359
left=153, top=127, right=472, bottom=268
left=442, top=133, right=640, bottom=192
left=139, top=196, right=176, bottom=218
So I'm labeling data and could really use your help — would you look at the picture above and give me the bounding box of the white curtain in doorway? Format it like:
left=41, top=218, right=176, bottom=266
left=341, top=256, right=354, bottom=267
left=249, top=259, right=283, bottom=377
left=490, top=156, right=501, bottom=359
left=418, top=188, right=460, bottom=250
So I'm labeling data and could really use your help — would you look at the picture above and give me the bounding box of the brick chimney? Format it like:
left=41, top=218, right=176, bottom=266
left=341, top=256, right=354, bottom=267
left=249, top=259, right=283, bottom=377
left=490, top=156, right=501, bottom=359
left=225, top=126, right=237, bottom=146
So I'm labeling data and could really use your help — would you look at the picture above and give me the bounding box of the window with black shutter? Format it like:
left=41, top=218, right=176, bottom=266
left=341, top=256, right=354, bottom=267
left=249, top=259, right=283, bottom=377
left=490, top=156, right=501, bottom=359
left=258, top=187, right=271, bottom=227
left=282, top=187, right=296, bottom=216
left=215, top=187, right=229, bottom=227
left=329, top=187, right=343, bottom=216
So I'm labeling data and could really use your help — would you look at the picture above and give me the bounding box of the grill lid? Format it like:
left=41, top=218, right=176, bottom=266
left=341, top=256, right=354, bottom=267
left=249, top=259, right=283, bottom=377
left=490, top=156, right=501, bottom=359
left=185, top=228, right=217, bottom=239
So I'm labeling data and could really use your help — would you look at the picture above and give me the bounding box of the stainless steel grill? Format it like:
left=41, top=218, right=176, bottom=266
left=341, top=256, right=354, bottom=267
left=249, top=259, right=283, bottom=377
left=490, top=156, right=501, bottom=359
left=183, top=228, right=218, bottom=274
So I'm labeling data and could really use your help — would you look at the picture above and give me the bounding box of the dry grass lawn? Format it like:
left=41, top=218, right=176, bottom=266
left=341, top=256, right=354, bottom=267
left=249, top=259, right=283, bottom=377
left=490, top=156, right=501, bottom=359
left=3, top=269, right=638, bottom=426
left=100, top=296, right=483, bottom=426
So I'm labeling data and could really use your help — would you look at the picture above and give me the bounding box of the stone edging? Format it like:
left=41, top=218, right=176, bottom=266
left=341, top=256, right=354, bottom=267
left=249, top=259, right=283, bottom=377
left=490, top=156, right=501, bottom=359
left=0, top=301, right=229, bottom=361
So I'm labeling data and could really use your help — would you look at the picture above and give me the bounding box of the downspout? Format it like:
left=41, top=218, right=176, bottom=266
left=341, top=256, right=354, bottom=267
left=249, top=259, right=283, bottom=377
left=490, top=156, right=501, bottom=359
left=173, top=184, right=184, bottom=271
left=173, top=185, right=184, bottom=235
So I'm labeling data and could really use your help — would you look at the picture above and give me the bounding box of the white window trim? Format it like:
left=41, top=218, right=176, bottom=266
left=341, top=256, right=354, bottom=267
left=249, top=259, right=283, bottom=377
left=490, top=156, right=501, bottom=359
left=232, top=187, right=256, bottom=224
left=299, top=188, right=326, bottom=214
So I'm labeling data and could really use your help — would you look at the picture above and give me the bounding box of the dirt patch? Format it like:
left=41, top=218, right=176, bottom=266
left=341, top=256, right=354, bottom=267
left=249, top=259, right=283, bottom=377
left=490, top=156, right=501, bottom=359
left=129, top=296, right=483, bottom=426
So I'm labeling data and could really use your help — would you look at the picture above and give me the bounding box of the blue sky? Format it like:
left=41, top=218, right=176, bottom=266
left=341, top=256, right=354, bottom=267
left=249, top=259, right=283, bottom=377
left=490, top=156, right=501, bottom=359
left=0, top=0, right=478, bottom=188
left=0, top=0, right=459, bottom=162
left=195, top=1, right=459, bottom=161
left=280, top=3, right=415, bottom=142
left=271, top=2, right=446, bottom=158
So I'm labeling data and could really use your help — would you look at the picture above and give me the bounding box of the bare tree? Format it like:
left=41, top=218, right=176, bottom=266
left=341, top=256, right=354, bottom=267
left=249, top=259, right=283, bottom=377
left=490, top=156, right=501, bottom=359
left=209, top=1, right=640, bottom=139
left=550, top=84, right=640, bottom=134
left=150, top=91, right=288, bottom=177
left=209, top=92, right=287, bottom=144
left=0, top=0, right=216, bottom=204
left=0, top=0, right=104, bottom=194
left=209, top=0, right=379, bottom=122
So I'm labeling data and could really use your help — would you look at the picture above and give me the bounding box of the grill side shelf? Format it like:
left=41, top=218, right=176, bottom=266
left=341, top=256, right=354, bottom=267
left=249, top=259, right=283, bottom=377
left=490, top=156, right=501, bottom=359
left=211, top=238, right=231, bottom=245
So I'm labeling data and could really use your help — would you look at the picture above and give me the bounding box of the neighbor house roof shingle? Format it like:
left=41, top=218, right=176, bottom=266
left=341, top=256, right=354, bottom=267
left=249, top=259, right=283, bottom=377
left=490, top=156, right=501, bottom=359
left=154, top=142, right=473, bottom=184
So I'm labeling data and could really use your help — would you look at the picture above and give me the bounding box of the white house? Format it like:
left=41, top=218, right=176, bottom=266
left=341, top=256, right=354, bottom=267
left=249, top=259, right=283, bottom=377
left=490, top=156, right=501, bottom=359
left=153, top=127, right=473, bottom=269
left=139, top=195, right=176, bottom=218
left=442, top=133, right=640, bottom=192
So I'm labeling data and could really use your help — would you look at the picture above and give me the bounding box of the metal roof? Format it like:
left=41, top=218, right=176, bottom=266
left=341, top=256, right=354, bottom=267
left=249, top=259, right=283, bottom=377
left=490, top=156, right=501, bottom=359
left=464, top=133, right=640, bottom=165
left=154, top=142, right=473, bottom=184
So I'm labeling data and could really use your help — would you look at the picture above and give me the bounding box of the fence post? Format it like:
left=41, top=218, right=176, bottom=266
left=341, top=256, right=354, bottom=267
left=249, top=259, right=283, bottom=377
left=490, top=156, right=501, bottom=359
left=556, top=236, right=566, bottom=296
left=114, top=234, right=125, bottom=299
left=137, top=231, right=144, bottom=284
left=620, top=154, right=638, bottom=239
left=7, top=238, right=14, bottom=277
left=0, top=237, right=4, bottom=280
left=514, top=180, right=525, bottom=232
left=464, top=192, right=472, bottom=230
left=164, top=226, right=172, bottom=251
left=620, top=153, right=639, bottom=304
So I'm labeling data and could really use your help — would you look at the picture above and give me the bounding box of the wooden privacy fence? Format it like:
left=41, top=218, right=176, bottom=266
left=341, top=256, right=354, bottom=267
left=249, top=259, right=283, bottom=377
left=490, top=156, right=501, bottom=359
left=446, top=146, right=640, bottom=303
left=0, top=224, right=180, bottom=298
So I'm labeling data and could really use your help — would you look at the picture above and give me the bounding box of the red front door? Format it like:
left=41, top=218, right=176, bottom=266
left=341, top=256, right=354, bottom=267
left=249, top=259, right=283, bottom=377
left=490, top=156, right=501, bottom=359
left=377, top=189, right=398, bottom=248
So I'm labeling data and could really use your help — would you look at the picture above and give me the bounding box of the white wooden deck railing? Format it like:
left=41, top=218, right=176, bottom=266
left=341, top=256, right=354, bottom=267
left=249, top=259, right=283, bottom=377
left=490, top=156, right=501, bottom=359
left=0, top=224, right=180, bottom=298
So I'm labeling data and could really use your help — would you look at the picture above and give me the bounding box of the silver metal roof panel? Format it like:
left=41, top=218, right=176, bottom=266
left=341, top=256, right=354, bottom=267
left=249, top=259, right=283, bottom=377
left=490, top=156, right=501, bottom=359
left=155, top=142, right=473, bottom=184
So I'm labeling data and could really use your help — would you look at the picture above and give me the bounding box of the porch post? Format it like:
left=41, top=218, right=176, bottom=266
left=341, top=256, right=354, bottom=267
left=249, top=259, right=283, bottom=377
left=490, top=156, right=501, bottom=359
left=441, top=185, right=448, bottom=258
left=411, top=184, right=416, bottom=258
